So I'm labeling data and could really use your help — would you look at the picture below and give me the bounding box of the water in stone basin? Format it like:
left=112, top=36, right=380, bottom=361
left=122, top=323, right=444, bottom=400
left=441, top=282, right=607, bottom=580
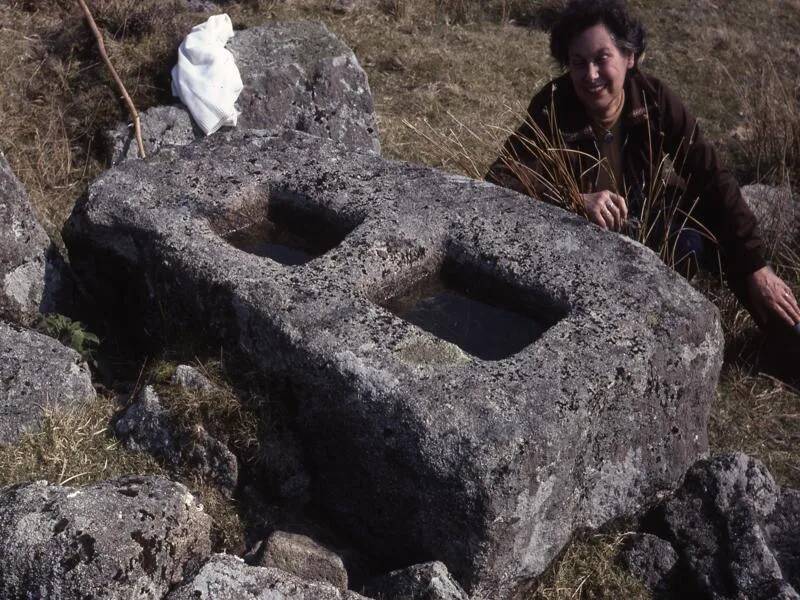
left=224, top=220, right=317, bottom=266
left=384, top=271, right=550, bottom=361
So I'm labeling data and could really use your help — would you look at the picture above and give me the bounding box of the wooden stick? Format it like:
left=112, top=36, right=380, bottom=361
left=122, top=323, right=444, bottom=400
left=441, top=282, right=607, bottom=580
left=76, top=0, right=146, bottom=159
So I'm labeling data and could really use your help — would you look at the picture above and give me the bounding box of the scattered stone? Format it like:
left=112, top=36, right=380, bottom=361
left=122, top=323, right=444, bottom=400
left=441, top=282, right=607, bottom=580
left=65, top=128, right=723, bottom=598
left=187, top=425, right=239, bottom=492
left=258, top=530, right=349, bottom=590
left=616, top=533, right=678, bottom=597
left=0, top=152, right=71, bottom=325
left=106, top=21, right=379, bottom=164
left=647, top=453, right=800, bottom=599
left=0, top=320, right=96, bottom=445
left=741, top=184, right=798, bottom=255
left=172, top=363, right=219, bottom=394
left=115, top=385, right=238, bottom=491
left=104, top=104, right=202, bottom=166
left=115, top=385, right=179, bottom=460
left=331, top=0, right=358, bottom=13
left=167, top=553, right=370, bottom=599
left=364, top=561, right=469, bottom=600
left=0, top=476, right=212, bottom=599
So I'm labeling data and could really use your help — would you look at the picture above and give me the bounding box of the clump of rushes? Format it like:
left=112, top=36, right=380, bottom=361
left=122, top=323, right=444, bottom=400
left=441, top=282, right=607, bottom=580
left=404, top=100, right=717, bottom=272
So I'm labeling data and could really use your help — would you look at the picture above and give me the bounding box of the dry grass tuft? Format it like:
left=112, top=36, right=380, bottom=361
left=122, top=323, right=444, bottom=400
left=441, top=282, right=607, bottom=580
left=524, top=532, right=650, bottom=600
left=0, top=394, right=162, bottom=488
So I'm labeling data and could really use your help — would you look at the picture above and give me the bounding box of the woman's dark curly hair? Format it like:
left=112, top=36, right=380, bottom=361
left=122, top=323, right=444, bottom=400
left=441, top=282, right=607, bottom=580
left=549, top=0, right=647, bottom=68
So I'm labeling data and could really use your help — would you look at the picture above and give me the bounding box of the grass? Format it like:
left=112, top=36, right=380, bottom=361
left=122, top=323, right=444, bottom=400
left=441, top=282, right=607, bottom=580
left=523, top=532, right=650, bottom=600
left=1, top=0, right=799, bottom=597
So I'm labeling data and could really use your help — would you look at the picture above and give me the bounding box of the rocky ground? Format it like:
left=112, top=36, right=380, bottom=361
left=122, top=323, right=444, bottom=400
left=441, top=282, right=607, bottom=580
left=1, top=1, right=799, bottom=599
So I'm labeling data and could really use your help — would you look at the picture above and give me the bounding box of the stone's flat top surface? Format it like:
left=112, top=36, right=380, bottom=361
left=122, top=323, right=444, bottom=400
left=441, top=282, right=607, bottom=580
left=0, top=476, right=212, bottom=599
left=0, top=320, right=96, bottom=445
left=67, top=128, right=723, bottom=597
left=167, top=553, right=369, bottom=600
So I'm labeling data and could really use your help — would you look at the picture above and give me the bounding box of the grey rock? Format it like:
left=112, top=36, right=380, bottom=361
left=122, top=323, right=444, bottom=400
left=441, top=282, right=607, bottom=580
left=741, top=184, right=798, bottom=255
left=0, top=475, right=212, bottom=599
left=186, top=425, right=239, bottom=492
left=64, top=128, right=723, bottom=598
left=167, top=553, right=370, bottom=599
left=0, top=152, right=71, bottom=325
left=616, top=533, right=678, bottom=596
left=115, top=385, right=238, bottom=491
left=230, top=22, right=379, bottom=153
left=172, top=363, right=219, bottom=393
left=115, top=385, right=179, bottom=459
left=364, top=561, right=469, bottom=600
left=331, top=0, right=358, bottom=13
left=107, top=21, right=379, bottom=165
left=649, top=453, right=800, bottom=599
left=259, top=530, right=348, bottom=590
left=0, top=320, right=96, bottom=445
left=104, top=104, right=202, bottom=166
left=767, top=488, right=800, bottom=592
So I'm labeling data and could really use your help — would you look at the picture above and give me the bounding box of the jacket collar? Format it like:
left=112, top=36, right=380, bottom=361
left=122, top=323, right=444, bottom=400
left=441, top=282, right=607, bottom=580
left=547, top=68, right=652, bottom=143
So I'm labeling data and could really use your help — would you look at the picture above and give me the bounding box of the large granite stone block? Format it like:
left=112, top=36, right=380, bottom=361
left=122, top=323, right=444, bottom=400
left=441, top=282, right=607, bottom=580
left=65, top=129, right=723, bottom=598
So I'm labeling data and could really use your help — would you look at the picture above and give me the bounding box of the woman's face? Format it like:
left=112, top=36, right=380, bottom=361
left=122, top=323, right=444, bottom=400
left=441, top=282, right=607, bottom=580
left=567, top=23, right=634, bottom=119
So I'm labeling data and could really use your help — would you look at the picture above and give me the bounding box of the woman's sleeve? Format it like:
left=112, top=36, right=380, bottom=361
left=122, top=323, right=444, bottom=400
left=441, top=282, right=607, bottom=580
left=658, top=83, right=766, bottom=278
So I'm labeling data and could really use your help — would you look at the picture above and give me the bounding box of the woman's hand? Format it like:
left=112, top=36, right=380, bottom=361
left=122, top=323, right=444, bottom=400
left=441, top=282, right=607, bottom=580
left=746, top=266, right=800, bottom=327
left=581, top=191, right=628, bottom=231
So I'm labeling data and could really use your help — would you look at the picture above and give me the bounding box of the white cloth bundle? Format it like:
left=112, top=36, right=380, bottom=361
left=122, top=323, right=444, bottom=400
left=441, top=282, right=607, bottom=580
left=171, top=14, right=243, bottom=136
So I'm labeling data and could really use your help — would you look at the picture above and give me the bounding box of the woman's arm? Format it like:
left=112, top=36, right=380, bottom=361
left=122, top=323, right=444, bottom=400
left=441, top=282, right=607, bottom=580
left=657, top=80, right=800, bottom=326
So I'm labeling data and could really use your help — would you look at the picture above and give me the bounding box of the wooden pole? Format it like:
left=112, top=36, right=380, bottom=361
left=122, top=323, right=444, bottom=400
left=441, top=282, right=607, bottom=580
left=76, top=0, right=146, bottom=159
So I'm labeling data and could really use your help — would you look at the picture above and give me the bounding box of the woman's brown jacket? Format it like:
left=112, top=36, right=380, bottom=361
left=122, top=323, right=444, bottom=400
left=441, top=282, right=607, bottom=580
left=485, top=68, right=766, bottom=280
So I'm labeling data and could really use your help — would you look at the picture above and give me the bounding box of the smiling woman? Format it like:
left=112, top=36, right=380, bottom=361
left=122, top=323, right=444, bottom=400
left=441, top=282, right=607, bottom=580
left=485, top=0, right=800, bottom=339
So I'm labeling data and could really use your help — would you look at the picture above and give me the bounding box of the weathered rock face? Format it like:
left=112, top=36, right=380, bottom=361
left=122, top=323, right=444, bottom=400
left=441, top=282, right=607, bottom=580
left=0, top=476, right=212, bottom=599
left=0, top=153, right=69, bottom=326
left=645, top=453, right=800, bottom=599
left=167, top=553, right=370, bottom=599
left=65, top=128, right=723, bottom=598
left=106, top=21, right=379, bottom=164
left=0, top=320, right=96, bottom=445
left=259, top=530, right=349, bottom=590
left=364, top=561, right=470, bottom=600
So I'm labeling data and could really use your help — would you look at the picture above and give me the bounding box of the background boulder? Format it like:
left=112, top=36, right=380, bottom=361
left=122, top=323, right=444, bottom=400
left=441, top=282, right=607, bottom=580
left=106, top=21, right=380, bottom=165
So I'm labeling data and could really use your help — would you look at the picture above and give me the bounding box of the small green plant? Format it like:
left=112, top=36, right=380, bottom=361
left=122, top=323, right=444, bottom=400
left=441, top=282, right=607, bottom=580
left=36, top=314, right=100, bottom=366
